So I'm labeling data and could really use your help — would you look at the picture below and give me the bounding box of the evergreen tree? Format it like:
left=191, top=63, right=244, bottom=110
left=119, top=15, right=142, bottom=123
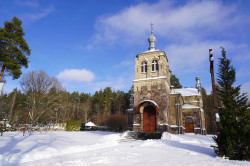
left=0, top=17, right=31, bottom=82
left=128, top=85, right=134, bottom=95
left=169, top=70, right=182, bottom=88
left=213, top=47, right=249, bottom=160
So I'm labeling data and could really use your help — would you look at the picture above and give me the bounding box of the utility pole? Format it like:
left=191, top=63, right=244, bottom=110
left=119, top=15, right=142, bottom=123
left=209, top=49, right=223, bottom=155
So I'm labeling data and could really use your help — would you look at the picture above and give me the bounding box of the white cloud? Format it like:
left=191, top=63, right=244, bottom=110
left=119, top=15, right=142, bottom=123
left=120, top=60, right=134, bottom=66
left=166, top=41, right=234, bottom=72
left=114, top=60, right=134, bottom=68
left=57, top=69, right=95, bottom=82
left=58, top=74, right=133, bottom=94
left=92, top=1, right=241, bottom=45
left=87, top=0, right=248, bottom=75
left=92, top=75, right=133, bottom=92
left=20, top=5, right=55, bottom=22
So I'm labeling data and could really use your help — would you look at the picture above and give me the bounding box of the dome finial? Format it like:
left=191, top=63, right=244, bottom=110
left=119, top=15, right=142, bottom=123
left=148, top=23, right=156, bottom=50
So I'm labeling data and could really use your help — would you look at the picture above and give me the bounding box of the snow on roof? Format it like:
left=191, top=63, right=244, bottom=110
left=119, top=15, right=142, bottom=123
left=136, top=50, right=165, bottom=58
left=159, top=123, right=168, bottom=126
left=173, top=88, right=199, bottom=96
left=182, top=104, right=200, bottom=109
left=85, top=122, right=96, bottom=127
left=139, top=99, right=159, bottom=108
left=134, top=76, right=166, bottom=82
left=170, top=125, right=179, bottom=127
left=142, top=49, right=160, bottom=53
left=133, top=124, right=140, bottom=126
left=127, top=108, right=133, bottom=112
left=216, top=113, right=220, bottom=122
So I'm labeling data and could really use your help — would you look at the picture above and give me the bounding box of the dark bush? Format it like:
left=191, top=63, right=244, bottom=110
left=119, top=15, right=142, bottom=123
left=104, top=114, right=126, bottom=132
left=66, top=120, right=81, bottom=131
left=80, top=123, right=85, bottom=131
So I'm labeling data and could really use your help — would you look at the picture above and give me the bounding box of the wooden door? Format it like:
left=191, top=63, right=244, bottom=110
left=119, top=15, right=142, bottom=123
left=185, top=118, right=194, bottom=133
left=143, top=105, right=156, bottom=132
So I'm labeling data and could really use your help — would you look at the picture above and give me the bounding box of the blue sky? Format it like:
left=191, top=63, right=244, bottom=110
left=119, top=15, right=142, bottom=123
left=1, top=0, right=250, bottom=97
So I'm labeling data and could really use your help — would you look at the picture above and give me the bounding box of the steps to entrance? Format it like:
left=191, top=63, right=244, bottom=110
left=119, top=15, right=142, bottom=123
left=127, top=131, right=162, bottom=140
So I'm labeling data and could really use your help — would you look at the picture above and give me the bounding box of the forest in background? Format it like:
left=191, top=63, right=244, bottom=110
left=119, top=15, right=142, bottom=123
left=0, top=69, right=220, bottom=134
left=0, top=71, right=132, bottom=132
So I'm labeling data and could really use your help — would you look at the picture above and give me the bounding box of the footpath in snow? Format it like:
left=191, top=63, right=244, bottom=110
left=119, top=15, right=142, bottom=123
left=0, top=131, right=249, bottom=166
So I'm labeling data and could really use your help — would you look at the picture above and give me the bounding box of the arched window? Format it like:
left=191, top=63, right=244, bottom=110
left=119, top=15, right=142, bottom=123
left=152, top=60, right=159, bottom=72
left=141, top=61, right=147, bottom=73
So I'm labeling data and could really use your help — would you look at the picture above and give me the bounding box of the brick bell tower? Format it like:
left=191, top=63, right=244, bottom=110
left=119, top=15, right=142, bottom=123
left=132, top=26, right=171, bottom=132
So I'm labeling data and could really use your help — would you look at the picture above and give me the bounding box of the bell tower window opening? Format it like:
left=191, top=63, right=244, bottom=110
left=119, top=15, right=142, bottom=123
left=141, top=61, right=147, bottom=73
left=152, top=60, right=159, bottom=72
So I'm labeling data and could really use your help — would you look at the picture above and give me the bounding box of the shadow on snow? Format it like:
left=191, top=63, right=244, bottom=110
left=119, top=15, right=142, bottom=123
left=0, top=132, right=57, bottom=165
left=159, top=139, right=217, bottom=157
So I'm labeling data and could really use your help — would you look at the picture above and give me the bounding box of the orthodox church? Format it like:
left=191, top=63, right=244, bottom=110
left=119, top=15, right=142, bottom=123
left=127, top=29, right=206, bottom=135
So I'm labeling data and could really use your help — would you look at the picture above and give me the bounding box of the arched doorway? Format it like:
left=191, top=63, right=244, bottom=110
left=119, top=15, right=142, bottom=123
left=185, top=118, right=194, bottom=133
left=143, top=105, right=156, bottom=132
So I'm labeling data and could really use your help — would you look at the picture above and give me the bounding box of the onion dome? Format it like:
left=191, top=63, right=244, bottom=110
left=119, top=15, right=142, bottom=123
left=148, top=31, right=156, bottom=51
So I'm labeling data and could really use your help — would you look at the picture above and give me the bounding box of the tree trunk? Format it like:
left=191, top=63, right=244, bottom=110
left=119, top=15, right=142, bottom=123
left=9, top=91, right=17, bottom=119
left=0, top=124, right=3, bottom=136
left=0, top=65, right=5, bottom=82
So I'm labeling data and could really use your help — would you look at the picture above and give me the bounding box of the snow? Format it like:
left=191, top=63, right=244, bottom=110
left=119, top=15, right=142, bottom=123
left=140, top=50, right=165, bottom=55
left=216, top=113, right=220, bottom=122
left=133, top=124, right=140, bottom=126
left=172, top=88, right=199, bottom=96
left=142, top=49, right=160, bottom=53
left=127, top=108, right=133, bottom=111
left=134, top=76, right=166, bottom=82
left=85, top=122, right=96, bottom=127
left=0, top=131, right=249, bottom=166
left=182, top=104, right=200, bottom=109
left=139, top=99, right=159, bottom=109
left=159, top=123, right=168, bottom=126
left=0, top=82, right=4, bottom=91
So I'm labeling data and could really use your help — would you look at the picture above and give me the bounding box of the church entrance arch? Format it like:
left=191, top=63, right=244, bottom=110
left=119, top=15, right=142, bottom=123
left=143, top=105, right=156, bottom=132
left=185, top=118, right=194, bottom=133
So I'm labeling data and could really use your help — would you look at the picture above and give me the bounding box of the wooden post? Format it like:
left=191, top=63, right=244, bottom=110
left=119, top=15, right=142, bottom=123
left=209, top=49, right=224, bottom=155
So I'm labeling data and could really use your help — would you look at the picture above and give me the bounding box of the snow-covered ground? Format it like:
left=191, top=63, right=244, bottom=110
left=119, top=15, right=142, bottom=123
left=0, top=131, right=249, bottom=166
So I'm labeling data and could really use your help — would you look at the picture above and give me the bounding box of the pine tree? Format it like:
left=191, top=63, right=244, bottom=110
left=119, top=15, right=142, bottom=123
left=214, top=47, right=249, bottom=160
left=0, top=17, right=31, bottom=82
left=169, top=70, right=182, bottom=88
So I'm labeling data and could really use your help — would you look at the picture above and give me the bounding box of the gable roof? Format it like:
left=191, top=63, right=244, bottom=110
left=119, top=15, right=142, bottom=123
left=85, top=122, right=96, bottom=127
left=172, top=88, right=199, bottom=96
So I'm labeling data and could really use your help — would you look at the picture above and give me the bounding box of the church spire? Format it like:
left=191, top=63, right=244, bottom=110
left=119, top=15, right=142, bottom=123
left=196, top=74, right=201, bottom=94
left=148, top=23, right=156, bottom=51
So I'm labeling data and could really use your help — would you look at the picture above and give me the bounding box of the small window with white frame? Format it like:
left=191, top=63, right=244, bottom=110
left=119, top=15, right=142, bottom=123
left=141, top=61, right=147, bottom=73
left=152, top=60, right=159, bottom=72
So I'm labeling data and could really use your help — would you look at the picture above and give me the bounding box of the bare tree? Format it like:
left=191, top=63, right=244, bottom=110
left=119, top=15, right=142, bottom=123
left=20, top=70, right=64, bottom=126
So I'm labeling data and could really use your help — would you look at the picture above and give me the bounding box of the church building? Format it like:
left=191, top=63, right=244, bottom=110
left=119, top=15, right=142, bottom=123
left=127, top=29, right=206, bottom=135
